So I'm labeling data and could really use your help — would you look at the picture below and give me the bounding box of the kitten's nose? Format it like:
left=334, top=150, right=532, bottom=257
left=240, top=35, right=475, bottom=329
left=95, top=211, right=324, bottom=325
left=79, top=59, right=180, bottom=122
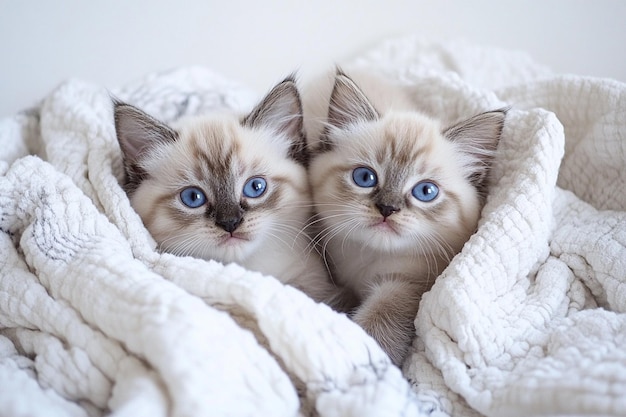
left=376, top=203, right=400, bottom=218
left=216, top=216, right=243, bottom=233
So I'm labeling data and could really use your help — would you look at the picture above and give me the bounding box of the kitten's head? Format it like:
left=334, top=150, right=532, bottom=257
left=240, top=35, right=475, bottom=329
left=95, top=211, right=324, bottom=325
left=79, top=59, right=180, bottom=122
left=114, top=76, right=311, bottom=263
left=310, top=71, right=506, bottom=258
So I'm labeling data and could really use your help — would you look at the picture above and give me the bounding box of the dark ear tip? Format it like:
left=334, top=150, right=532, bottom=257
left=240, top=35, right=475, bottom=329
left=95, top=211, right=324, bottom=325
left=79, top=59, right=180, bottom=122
left=242, top=73, right=304, bottom=130
left=334, top=72, right=353, bottom=86
left=111, top=100, right=149, bottom=125
left=281, top=72, right=298, bottom=84
left=111, top=99, right=137, bottom=121
left=334, top=65, right=347, bottom=77
left=110, top=96, right=128, bottom=109
left=477, top=107, right=508, bottom=131
left=270, top=74, right=301, bottom=100
left=483, top=107, right=509, bottom=117
left=492, top=107, right=509, bottom=130
left=492, top=106, right=510, bottom=120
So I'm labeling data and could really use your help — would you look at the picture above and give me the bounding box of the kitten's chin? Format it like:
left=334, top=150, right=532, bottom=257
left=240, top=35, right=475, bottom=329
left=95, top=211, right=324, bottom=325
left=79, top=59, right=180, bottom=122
left=162, top=233, right=259, bottom=265
left=365, top=233, right=410, bottom=252
left=219, top=232, right=251, bottom=246
left=341, top=222, right=411, bottom=253
left=211, top=233, right=260, bottom=263
left=371, top=219, right=400, bottom=234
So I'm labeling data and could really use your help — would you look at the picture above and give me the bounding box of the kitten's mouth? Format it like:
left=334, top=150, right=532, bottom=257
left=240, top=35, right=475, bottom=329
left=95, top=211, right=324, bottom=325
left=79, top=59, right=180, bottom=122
left=372, top=218, right=399, bottom=234
left=219, top=232, right=250, bottom=244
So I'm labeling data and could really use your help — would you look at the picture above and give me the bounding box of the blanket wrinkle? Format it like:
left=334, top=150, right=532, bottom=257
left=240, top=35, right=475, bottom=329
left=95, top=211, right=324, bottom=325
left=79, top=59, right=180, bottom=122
left=1, top=38, right=626, bottom=417
left=7, top=158, right=305, bottom=417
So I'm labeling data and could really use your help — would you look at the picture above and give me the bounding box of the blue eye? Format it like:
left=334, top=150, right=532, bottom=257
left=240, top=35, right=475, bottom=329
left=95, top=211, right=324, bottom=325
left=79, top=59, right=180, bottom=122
left=412, top=181, right=439, bottom=202
left=180, top=187, right=207, bottom=208
left=243, top=177, right=267, bottom=198
left=352, top=167, right=378, bottom=188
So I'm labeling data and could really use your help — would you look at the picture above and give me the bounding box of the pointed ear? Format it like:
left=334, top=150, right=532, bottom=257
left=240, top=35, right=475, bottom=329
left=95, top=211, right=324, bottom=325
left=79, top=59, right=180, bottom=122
left=113, top=100, right=178, bottom=191
left=444, top=108, right=507, bottom=193
left=241, top=75, right=308, bottom=165
left=327, top=69, right=379, bottom=130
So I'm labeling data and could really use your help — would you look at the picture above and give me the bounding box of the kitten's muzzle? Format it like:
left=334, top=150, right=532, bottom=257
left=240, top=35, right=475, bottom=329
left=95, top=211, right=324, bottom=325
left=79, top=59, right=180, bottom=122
left=216, top=216, right=243, bottom=233
left=215, top=205, right=244, bottom=233
left=376, top=203, right=400, bottom=218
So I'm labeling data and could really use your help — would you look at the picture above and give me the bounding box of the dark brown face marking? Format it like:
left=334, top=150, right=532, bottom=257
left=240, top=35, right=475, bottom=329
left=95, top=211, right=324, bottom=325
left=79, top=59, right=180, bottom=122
left=372, top=184, right=405, bottom=215
left=214, top=199, right=244, bottom=232
left=250, top=184, right=281, bottom=211
left=379, top=127, right=435, bottom=167
left=189, top=126, right=239, bottom=181
left=317, top=130, right=335, bottom=154
left=177, top=143, right=287, bottom=232
left=376, top=203, right=400, bottom=218
left=417, top=197, right=449, bottom=223
left=327, top=123, right=458, bottom=229
left=122, top=162, right=149, bottom=194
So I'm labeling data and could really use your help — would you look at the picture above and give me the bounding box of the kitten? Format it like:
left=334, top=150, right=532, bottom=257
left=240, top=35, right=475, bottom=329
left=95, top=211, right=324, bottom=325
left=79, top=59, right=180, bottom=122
left=114, top=76, right=340, bottom=305
left=304, top=69, right=506, bottom=365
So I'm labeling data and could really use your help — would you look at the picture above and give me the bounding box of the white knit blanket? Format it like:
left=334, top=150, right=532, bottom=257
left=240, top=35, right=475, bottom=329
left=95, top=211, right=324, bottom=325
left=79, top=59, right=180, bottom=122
left=1, top=38, right=625, bottom=417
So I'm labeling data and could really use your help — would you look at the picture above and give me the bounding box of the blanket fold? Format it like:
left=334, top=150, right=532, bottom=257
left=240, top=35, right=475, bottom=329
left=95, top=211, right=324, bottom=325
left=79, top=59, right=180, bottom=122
left=1, top=38, right=625, bottom=416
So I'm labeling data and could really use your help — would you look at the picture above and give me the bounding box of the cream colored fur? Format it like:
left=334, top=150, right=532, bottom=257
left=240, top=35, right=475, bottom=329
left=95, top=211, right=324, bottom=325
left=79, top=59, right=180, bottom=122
left=115, top=78, right=339, bottom=304
left=304, top=70, right=505, bottom=364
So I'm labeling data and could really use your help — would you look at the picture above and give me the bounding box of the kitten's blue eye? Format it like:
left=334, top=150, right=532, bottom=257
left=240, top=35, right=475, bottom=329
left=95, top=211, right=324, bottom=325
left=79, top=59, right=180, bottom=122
left=243, top=177, right=267, bottom=198
left=180, top=187, right=207, bottom=208
left=412, top=181, right=439, bottom=202
left=352, top=167, right=378, bottom=188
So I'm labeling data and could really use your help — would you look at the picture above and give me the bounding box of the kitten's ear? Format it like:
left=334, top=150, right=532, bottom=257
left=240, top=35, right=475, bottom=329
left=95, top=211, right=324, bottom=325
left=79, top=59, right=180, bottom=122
left=242, top=75, right=308, bottom=165
left=444, top=109, right=507, bottom=193
left=327, top=69, right=379, bottom=129
left=113, top=100, right=178, bottom=190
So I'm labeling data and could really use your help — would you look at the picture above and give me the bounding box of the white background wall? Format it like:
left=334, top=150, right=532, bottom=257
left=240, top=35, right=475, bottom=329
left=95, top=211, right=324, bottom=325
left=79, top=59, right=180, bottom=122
left=1, top=0, right=625, bottom=118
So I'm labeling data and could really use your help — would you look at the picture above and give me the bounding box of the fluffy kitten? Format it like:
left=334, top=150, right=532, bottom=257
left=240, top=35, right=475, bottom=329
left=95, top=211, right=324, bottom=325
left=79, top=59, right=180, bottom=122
left=114, top=76, right=339, bottom=304
left=304, top=69, right=506, bottom=365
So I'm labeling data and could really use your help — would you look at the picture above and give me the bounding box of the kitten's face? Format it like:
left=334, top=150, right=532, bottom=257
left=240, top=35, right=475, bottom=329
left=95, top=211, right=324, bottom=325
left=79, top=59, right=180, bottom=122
left=310, top=72, right=505, bottom=257
left=115, top=77, right=310, bottom=263
left=132, top=120, right=308, bottom=262
left=311, top=114, right=480, bottom=254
